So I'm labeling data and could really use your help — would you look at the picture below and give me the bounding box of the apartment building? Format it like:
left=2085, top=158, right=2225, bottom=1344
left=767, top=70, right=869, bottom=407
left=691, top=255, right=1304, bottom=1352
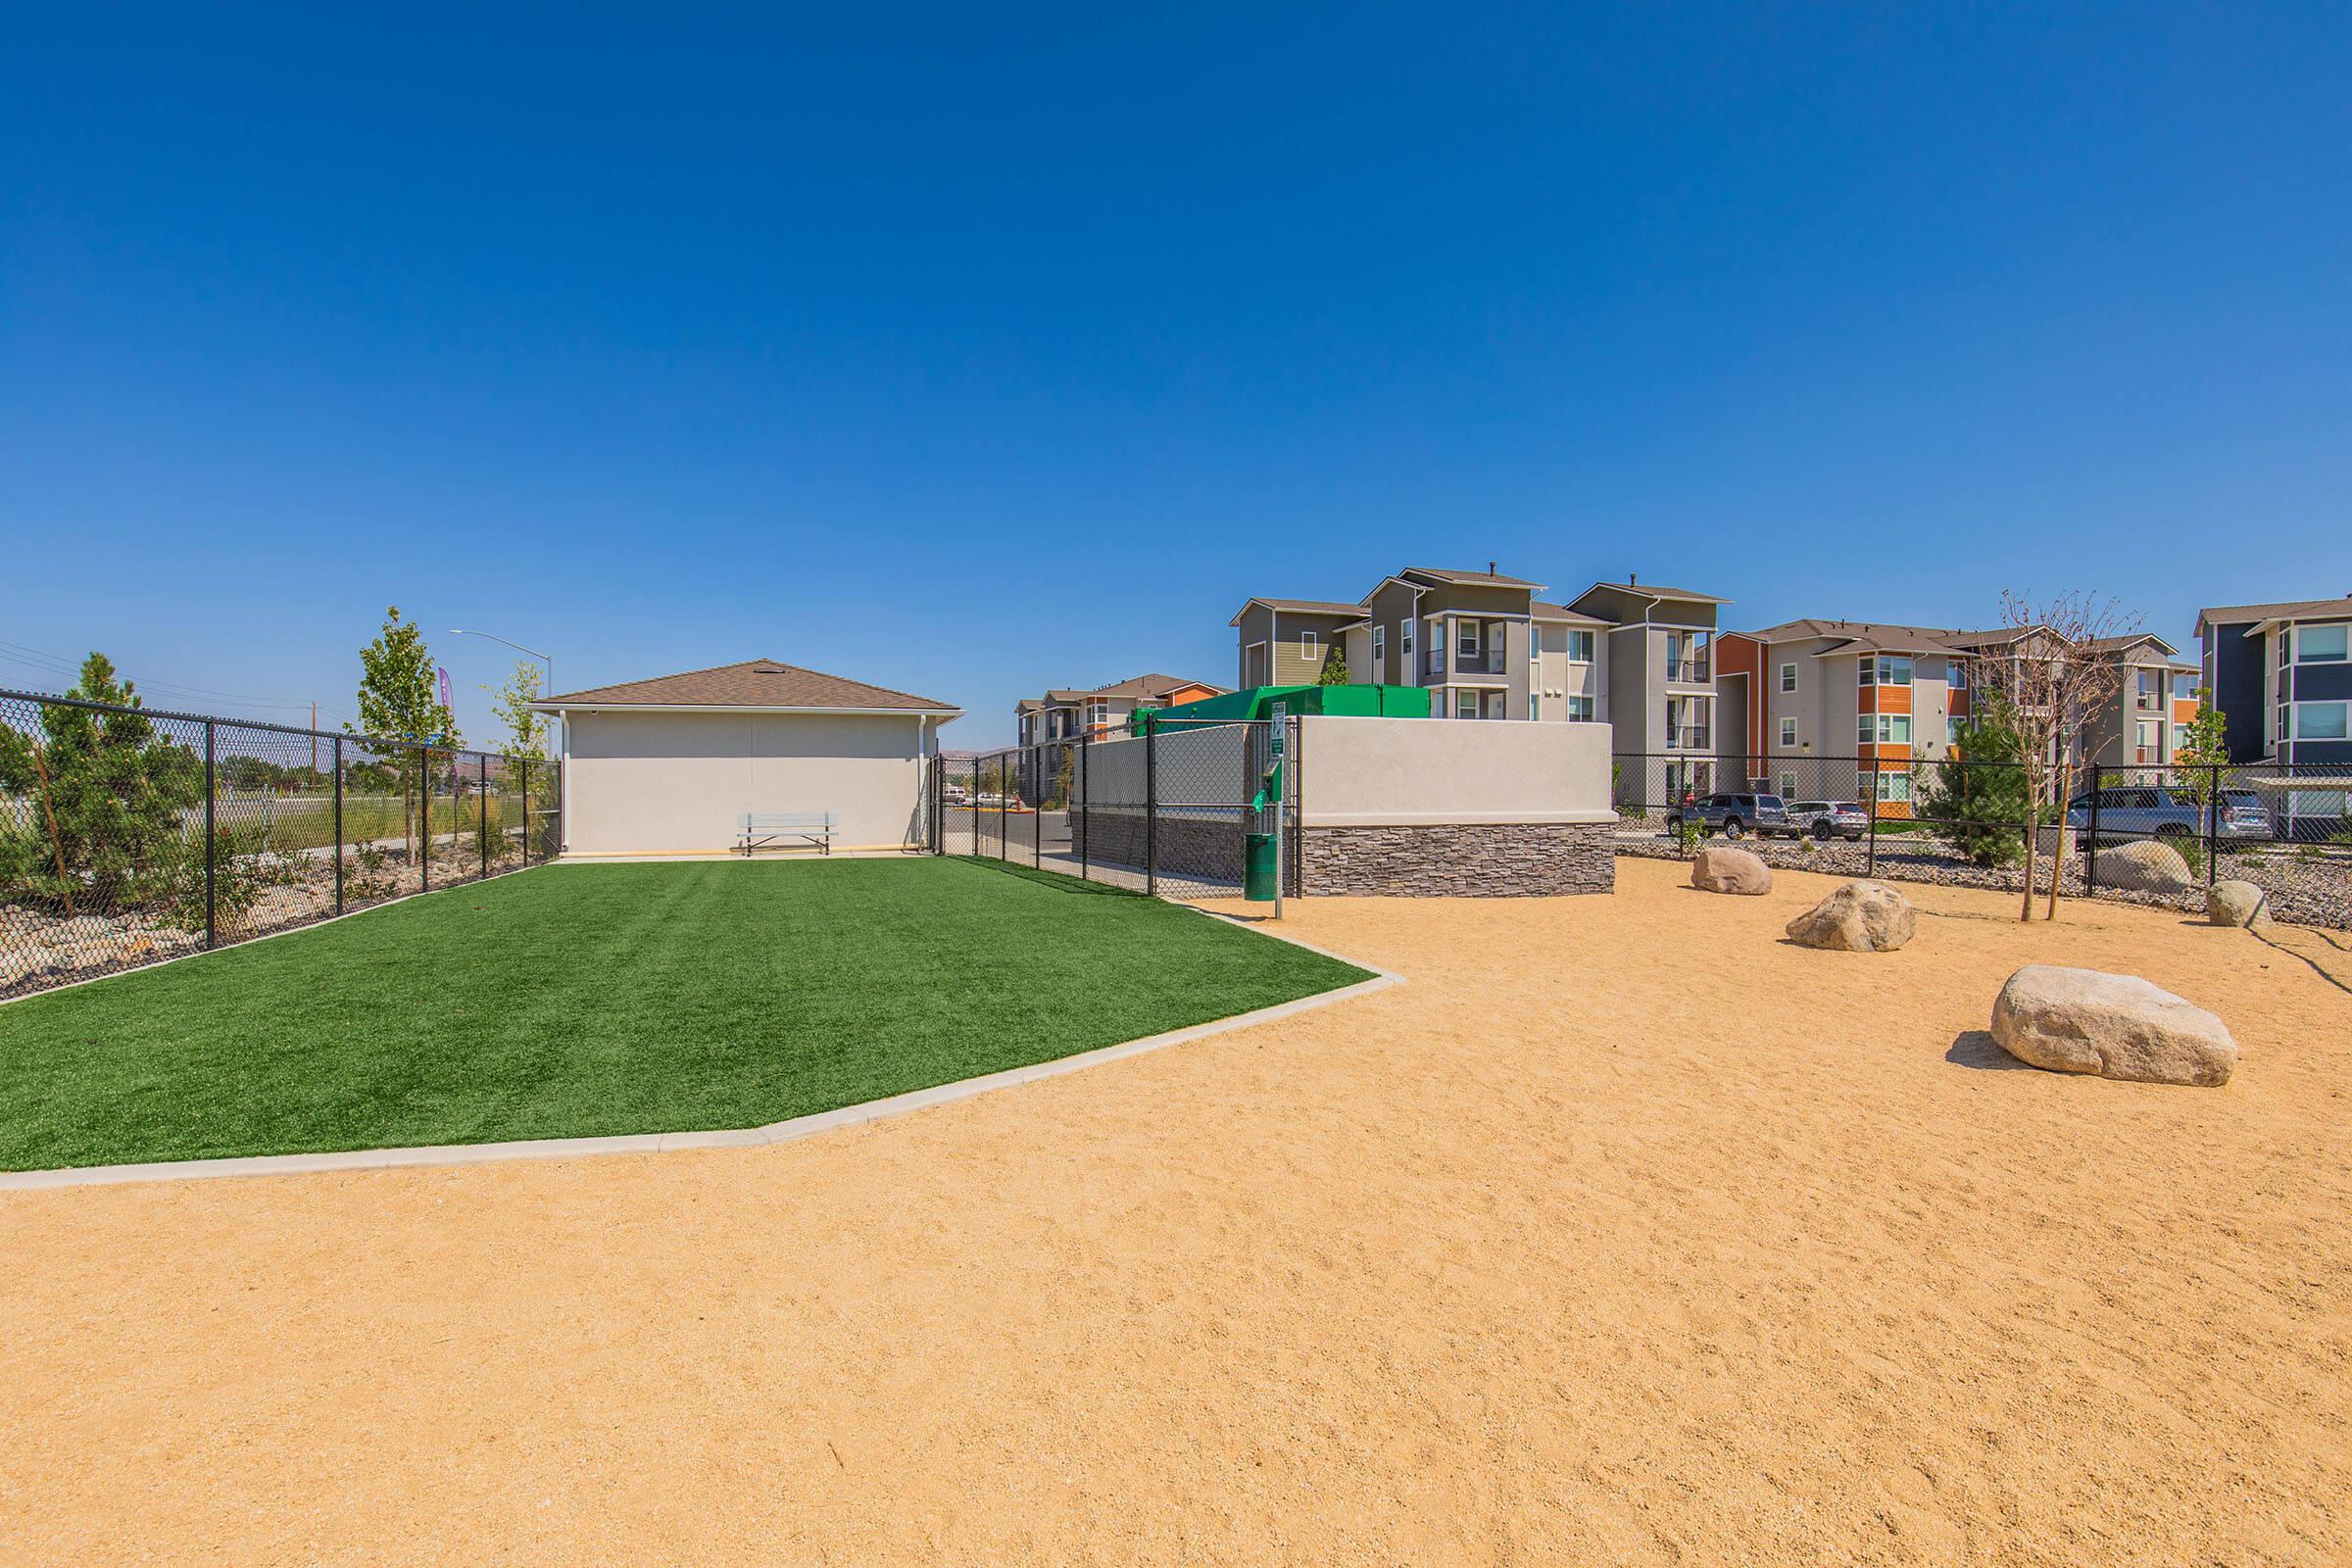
left=1014, top=673, right=1227, bottom=747
left=1726, top=618, right=2203, bottom=810
left=1230, top=566, right=1716, bottom=730
left=2193, top=595, right=2352, bottom=766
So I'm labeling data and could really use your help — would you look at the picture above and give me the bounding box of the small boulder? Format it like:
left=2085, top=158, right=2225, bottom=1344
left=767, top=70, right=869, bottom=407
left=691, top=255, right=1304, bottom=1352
left=1690, top=845, right=1771, bottom=896
left=1989, top=964, right=2236, bottom=1086
left=1784, top=880, right=1917, bottom=952
left=2207, top=880, right=2271, bottom=928
left=2093, top=839, right=2195, bottom=895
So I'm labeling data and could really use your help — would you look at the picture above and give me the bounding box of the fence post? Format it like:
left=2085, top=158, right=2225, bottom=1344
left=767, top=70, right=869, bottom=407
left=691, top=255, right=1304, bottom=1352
left=998, top=755, right=1008, bottom=863
left=2206, top=760, right=2221, bottom=893
left=333, top=736, right=345, bottom=915
left=519, top=753, right=531, bottom=866
left=479, top=753, right=489, bottom=877
left=1033, top=746, right=1042, bottom=869
left=1145, top=719, right=1158, bottom=899
left=203, top=720, right=218, bottom=948
left=1077, top=738, right=1090, bottom=882
left=419, top=748, right=430, bottom=892
left=1865, top=755, right=1880, bottom=877
left=2085, top=766, right=2101, bottom=894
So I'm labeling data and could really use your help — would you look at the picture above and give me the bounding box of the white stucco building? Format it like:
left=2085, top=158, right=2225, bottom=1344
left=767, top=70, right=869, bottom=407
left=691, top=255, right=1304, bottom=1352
left=535, top=659, right=960, bottom=856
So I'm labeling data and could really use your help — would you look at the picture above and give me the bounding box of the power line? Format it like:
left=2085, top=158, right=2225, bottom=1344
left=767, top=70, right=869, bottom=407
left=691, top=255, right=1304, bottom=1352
left=0, top=638, right=361, bottom=727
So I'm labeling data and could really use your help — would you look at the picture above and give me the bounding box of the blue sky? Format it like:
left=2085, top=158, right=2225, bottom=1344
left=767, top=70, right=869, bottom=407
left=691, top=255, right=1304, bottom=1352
left=4, top=4, right=2347, bottom=748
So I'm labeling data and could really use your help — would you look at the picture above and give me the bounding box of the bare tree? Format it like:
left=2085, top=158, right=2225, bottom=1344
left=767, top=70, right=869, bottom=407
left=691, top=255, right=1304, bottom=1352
left=1972, top=590, right=2142, bottom=921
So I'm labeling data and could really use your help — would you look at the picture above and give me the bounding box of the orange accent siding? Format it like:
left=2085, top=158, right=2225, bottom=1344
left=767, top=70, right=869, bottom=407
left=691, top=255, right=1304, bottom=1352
left=2172, top=697, right=2199, bottom=725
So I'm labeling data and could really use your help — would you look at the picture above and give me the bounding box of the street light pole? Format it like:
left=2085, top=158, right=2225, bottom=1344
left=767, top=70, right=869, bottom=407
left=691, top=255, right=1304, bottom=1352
left=451, top=627, right=561, bottom=852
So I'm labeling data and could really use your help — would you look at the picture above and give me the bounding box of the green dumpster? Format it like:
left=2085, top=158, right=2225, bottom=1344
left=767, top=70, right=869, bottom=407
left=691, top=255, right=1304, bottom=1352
left=1243, top=831, right=1278, bottom=902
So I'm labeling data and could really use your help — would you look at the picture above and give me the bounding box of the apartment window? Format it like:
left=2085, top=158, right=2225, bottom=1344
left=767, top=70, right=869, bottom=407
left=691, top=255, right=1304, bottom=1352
left=1372, top=624, right=1386, bottom=681
left=2278, top=705, right=2292, bottom=741
left=1882, top=656, right=1914, bottom=686
left=1299, top=629, right=1318, bottom=665
left=1567, top=629, right=1594, bottom=663
left=1780, top=717, right=1797, bottom=748
left=1085, top=701, right=1109, bottom=730
left=1429, top=619, right=1446, bottom=660
left=1529, top=693, right=1541, bottom=720
left=2297, top=624, right=2351, bottom=663
left=2297, top=702, right=2351, bottom=741
left=1567, top=695, right=1595, bottom=721
left=1779, top=771, right=1796, bottom=797
left=1950, top=662, right=1968, bottom=691
left=2174, top=672, right=2198, bottom=700
left=1876, top=770, right=1914, bottom=804
left=1859, top=713, right=1912, bottom=745
left=1460, top=620, right=1481, bottom=657
left=1780, top=662, right=1797, bottom=694
left=1434, top=690, right=1447, bottom=718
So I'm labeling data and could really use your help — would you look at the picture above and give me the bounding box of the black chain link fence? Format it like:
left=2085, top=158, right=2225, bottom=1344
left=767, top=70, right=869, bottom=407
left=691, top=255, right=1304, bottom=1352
left=3, top=689, right=561, bottom=998
left=1613, top=752, right=2350, bottom=927
left=935, top=719, right=1298, bottom=901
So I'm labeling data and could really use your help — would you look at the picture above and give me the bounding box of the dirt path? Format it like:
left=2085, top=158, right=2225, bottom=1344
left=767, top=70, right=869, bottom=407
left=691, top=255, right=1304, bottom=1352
left=3, top=858, right=2346, bottom=1564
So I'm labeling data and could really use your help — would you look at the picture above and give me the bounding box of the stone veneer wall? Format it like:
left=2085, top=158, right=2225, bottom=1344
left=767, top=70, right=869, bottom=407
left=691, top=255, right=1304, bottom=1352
left=1069, top=808, right=1248, bottom=882
left=1298, top=821, right=1615, bottom=897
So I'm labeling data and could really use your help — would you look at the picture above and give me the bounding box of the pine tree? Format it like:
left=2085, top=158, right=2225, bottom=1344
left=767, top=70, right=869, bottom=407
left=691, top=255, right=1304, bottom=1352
left=0, top=654, right=203, bottom=915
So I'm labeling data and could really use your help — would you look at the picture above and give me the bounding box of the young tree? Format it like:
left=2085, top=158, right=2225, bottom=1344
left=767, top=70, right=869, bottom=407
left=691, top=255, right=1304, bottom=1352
left=1917, top=692, right=2033, bottom=867
left=1318, top=641, right=1350, bottom=686
left=0, top=654, right=202, bottom=915
left=349, top=608, right=457, bottom=862
left=1974, top=591, right=2141, bottom=921
left=486, top=659, right=548, bottom=762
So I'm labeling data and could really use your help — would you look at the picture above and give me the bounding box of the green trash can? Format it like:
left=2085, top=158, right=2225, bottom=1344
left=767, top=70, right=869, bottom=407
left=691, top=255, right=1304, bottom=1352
left=1243, top=831, right=1278, bottom=902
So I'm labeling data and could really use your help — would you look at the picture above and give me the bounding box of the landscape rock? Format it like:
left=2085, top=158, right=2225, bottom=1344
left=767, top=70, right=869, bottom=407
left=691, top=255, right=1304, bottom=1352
left=2207, top=880, right=2272, bottom=928
left=2093, top=840, right=2195, bottom=896
left=1690, top=846, right=1772, bottom=896
left=1784, top=879, right=1917, bottom=952
left=1989, top=964, right=2237, bottom=1086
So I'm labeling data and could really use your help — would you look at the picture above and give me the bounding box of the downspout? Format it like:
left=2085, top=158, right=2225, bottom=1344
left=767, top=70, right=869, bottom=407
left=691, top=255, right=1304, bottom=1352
left=557, top=706, right=571, bottom=853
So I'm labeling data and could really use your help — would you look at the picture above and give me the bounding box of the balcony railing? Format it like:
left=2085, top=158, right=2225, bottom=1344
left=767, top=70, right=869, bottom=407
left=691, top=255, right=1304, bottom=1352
left=1666, top=657, right=1711, bottom=684
left=1667, top=726, right=1711, bottom=750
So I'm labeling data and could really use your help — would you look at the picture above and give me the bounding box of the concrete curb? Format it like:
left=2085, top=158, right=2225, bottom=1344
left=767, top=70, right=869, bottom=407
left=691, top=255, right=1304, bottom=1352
left=0, top=954, right=1399, bottom=1193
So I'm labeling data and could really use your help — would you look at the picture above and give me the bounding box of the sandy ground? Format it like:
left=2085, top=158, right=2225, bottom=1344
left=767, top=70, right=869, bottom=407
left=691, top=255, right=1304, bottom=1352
left=4, top=858, right=2348, bottom=1566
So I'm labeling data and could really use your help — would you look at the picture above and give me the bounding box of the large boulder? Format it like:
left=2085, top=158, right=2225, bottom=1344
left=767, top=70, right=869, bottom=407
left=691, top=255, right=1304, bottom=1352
left=2093, top=839, right=2195, bottom=895
left=2207, top=880, right=2272, bottom=928
left=1989, top=964, right=2237, bottom=1086
left=1784, top=880, right=1917, bottom=952
left=1690, top=845, right=1771, bottom=896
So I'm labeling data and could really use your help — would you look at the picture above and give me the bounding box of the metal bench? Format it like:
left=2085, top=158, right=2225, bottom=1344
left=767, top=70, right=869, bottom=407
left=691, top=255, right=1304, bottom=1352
left=738, top=811, right=836, bottom=857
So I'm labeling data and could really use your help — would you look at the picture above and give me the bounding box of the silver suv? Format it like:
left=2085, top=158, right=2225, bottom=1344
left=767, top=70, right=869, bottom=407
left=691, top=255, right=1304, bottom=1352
left=2062, top=786, right=2273, bottom=843
left=1665, top=792, right=1790, bottom=840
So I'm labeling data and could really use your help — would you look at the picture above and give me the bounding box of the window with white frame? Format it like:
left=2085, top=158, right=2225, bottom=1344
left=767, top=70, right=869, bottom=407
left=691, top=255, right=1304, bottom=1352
left=1429, top=619, right=1446, bottom=661
left=2278, top=705, right=2292, bottom=741
left=1877, top=770, right=1914, bottom=804
left=1085, top=700, right=1109, bottom=730
left=1950, top=661, right=1968, bottom=690
left=2296, top=702, right=2350, bottom=740
left=1372, top=624, right=1386, bottom=681
left=1780, top=662, right=1796, bottom=694
left=2297, top=624, right=2350, bottom=663
left=1460, top=620, right=1481, bottom=657
left=1779, top=771, right=1796, bottom=797
left=1567, top=694, right=1594, bottom=721
left=1780, top=717, right=1797, bottom=748
left=1858, top=713, right=1912, bottom=744
left=1434, top=689, right=1447, bottom=718
left=1567, top=629, right=1594, bottom=663
left=1299, top=629, right=1318, bottom=666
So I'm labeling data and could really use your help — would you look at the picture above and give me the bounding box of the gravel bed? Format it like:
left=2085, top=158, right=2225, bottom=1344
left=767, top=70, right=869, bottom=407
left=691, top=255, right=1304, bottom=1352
left=2, top=839, right=532, bottom=1000
left=1615, top=831, right=2349, bottom=930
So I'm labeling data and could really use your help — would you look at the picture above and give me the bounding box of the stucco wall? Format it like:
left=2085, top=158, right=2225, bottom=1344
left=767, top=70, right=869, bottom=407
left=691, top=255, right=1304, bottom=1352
left=1297, top=714, right=1615, bottom=825
left=564, top=710, right=930, bottom=854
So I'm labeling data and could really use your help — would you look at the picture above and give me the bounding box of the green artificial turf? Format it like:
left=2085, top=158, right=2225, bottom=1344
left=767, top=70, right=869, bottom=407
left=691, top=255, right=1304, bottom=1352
left=0, top=858, right=1370, bottom=1171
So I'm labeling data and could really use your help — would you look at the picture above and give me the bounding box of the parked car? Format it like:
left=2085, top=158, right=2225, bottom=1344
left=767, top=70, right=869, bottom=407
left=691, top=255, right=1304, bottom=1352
left=1782, top=800, right=1870, bottom=842
left=2061, top=786, right=2273, bottom=843
left=1664, top=792, right=1790, bottom=840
